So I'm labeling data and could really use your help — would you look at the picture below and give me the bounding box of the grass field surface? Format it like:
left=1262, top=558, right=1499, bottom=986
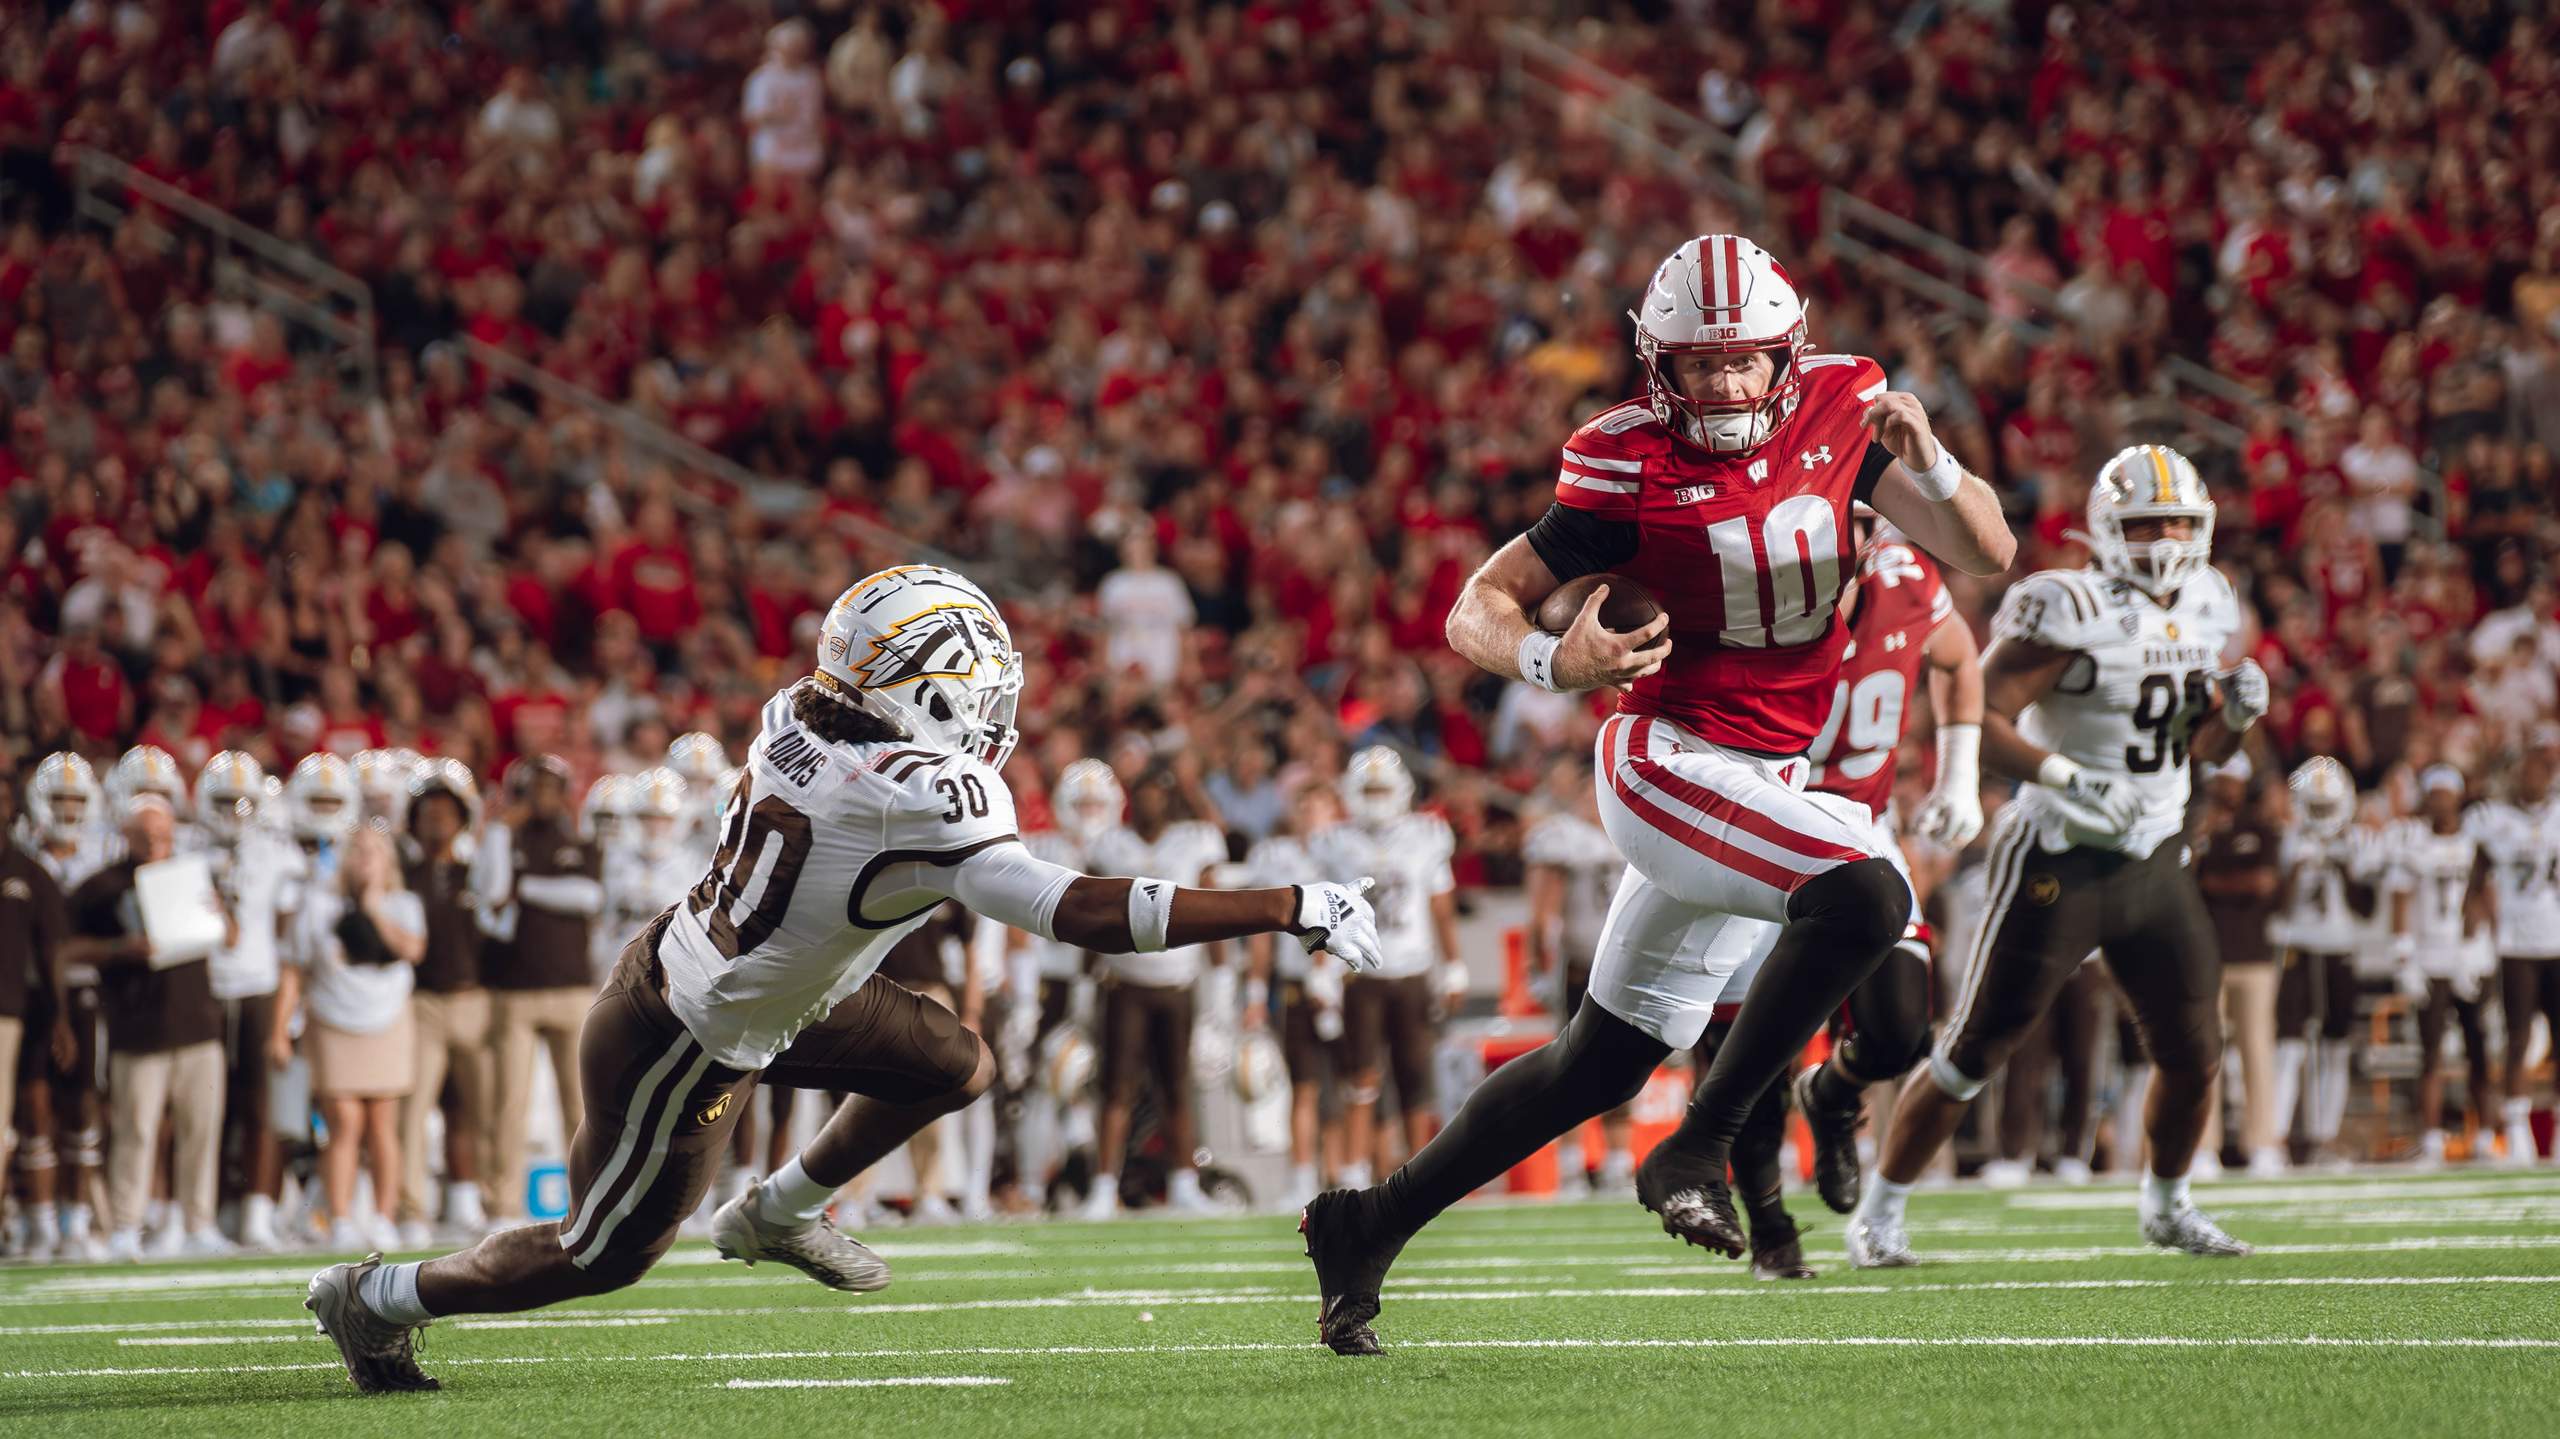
left=4, top=1169, right=2557, bottom=1437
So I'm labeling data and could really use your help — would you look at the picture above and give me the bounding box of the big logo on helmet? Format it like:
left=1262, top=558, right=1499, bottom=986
left=855, top=604, right=1008, bottom=690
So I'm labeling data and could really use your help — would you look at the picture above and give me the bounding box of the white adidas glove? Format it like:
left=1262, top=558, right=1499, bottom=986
left=2219, top=659, right=2270, bottom=732
left=1294, top=878, right=1382, bottom=973
left=2038, top=754, right=2143, bottom=840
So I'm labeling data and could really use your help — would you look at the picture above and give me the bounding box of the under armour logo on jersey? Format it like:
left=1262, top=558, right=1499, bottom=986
left=1800, top=446, right=1833, bottom=470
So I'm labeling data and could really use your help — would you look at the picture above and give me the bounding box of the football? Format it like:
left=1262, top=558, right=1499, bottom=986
left=1536, top=572, right=1664, bottom=635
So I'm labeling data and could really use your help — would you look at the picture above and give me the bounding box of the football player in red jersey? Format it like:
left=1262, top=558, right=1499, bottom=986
left=1689, top=506, right=1986, bottom=1277
left=1303, top=234, right=2014, bottom=1354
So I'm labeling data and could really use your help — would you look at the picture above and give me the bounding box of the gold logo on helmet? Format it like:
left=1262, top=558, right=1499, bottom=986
left=853, top=603, right=1008, bottom=691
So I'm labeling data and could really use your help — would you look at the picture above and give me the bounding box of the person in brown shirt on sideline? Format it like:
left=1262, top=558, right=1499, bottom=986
left=63, top=798, right=231, bottom=1258
left=1, top=770, right=70, bottom=1255
left=399, top=761, right=494, bottom=1239
left=2195, top=754, right=2287, bottom=1177
left=475, top=756, right=603, bottom=1220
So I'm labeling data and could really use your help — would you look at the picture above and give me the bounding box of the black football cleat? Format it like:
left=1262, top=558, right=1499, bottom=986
left=1300, top=1190, right=1408, bottom=1356
left=1634, top=1146, right=1747, bottom=1259
left=1749, top=1216, right=1819, bottom=1281
left=1793, top=1064, right=1865, bottom=1216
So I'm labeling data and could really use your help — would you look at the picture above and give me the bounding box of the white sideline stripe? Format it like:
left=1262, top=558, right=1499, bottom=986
left=2008, top=1178, right=2560, bottom=1210
left=45, top=1274, right=2560, bottom=1342
left=724, top=1376, right=1011, bottom=1389
left=16, top=1335, right=2560, bottom=1380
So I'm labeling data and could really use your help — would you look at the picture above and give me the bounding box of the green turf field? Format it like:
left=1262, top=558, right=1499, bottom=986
left=5, top=1169, right=2558, bottom=1437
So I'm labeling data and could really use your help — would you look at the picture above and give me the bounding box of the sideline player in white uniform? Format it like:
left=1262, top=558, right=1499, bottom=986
left=2273, top=756, right=2367, bottom=1167
left=106, top=745, right=197, bottom=853
left=1850, top=446, right=2263, bottom=1266
left=2470, top=728, right=2560, bottom=1164
left=998, top=759, right=1120, bottom=1211
left=600, top=768, right=695, bottom=967
left=304, top=565, right=1383, bottom=1393
left=17, top=754, right=113, bottom=1260
left=1246, top=779, right=1351, bottom=1208
left=1310, top=748, right=1460, bottom=1188
left=2389, top=765, right=2498, bottom=1166
left=199, top=753, right=304, bottom=1251
left=1522, top=756, right=1630, bottom=1191
left=1082, top=767, right=1230, bottom=1217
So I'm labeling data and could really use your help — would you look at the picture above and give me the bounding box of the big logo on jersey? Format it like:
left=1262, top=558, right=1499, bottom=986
left=849, top=603, right=1010, bottom=692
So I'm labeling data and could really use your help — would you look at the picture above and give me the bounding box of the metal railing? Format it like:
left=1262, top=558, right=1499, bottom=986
left=68, top=144, right=379, bottom=398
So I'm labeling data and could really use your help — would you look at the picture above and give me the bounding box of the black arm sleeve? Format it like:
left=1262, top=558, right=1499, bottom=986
left=1853, top=441, right=1896, bottom=505
left=1523, top=503, right=1640, bottom=582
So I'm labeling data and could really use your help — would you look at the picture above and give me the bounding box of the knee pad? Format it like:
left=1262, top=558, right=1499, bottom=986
left=17, top=1135, right=55, bottom=1170
left=1927, top=1047, right=1987, bottom=1102
left=72, top=1128, right=103, bottom=1168
left=1345, top=1082, right=1383, bottom=1107
left=1787, top=859, right=1910, bottom=955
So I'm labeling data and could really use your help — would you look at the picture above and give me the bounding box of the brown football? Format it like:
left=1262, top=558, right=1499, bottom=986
left=1536, top=572, right=1664, bottom=635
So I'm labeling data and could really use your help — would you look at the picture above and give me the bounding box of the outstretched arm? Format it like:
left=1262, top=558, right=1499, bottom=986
left=1862, top=392, right=2016, bottom=576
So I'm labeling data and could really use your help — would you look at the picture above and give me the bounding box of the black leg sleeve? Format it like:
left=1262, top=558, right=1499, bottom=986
left=1664, top=859, right=1908, bottom=1163
left=1730, top=1069, right=1793, bottom=1234
left=1828, top=946, right=1933, bottom=1091
left=1378, top=1001, right=1669, bottom=1236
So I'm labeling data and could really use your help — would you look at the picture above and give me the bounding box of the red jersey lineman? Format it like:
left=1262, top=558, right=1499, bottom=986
left=1302, top=232, right=2014, bottom=1356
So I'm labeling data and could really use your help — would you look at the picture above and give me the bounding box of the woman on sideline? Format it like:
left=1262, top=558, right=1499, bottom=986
left=275, top=825, right=425, bottom=1250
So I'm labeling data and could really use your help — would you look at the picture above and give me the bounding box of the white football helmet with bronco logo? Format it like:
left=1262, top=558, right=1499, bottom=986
left=2078, top=444, right=2214, bottom=595
left=1630, top=232, right=1811, bottom=454
left=816, top=565, right=1024, bottom=770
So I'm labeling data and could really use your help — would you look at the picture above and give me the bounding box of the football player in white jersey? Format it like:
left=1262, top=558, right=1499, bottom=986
left=1081, top=765, right=1232, bottom=1217
left=22, top=753, right=115, bottom=1258
left=2273, top=757, right=2368, bottom=1167
left=198, top=752, right=304, bottom=1250
left=665, top=731, right=731, bottom=870
left=1246, top=777, right=1352, bottom=1208
left=1521, top=754, right=1634, bottom=1192
left=287, top=753, right=362, bottom=882
left=305, top=565, right=1382, bottom=1393
left=25, top=753, right=112, bottom=889
left=354, top=749, right=424, bottom=836
left=1310, top=748, right=1460, bottom=1189
left=600, top=769, right=694, bottom=963
left=2390, top=765, right=2499, bottom=1166
left=2471, top=727, right=2560, bottom=1165
left=1851, top=445, right=2263, bottom=1265
left=997, top=759, right=1121, bottom=1211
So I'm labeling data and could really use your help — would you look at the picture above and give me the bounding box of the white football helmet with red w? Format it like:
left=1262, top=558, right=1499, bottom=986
left=1630, top=233, right=1810, bottom=454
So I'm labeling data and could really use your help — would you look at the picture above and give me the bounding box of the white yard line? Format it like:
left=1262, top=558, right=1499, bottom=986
left=14, top=1333, right=2560, bottom=1381
left=723, top=1376, right=1012, bottom=1389
left=16, top=1273, right=2558, bottom=1343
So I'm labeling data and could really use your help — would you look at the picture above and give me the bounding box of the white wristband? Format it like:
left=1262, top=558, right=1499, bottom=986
left=1517, top=628, right=1565, bottom=693
left=2036, top=753, right=2083, bottom=791
left=1910, top=446, right=1964, bottom=502
left=1125, top=876, right=1177, bottom=953
left=1935, top=722, right=1980, bottom=792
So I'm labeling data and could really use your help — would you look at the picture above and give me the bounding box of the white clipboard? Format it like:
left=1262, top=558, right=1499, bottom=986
left=134, top=854, right=226, bottom=968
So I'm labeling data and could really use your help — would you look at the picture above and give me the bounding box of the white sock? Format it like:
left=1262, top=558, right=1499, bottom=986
left=1289, top=1162, right=1318, bottom=1194
left=358, top=1260, right=434, bottom=1325
left=1168, top=1168, right=1204, bottom=1203
left=65, top=1203, right=93, bottom=1237
left=1861, top=1172, right=1913, bottom=1224
left=1601, top=1148, right=1635, bottom=1182
left=961, top=1097, right=996, bottom=1209
left=1338, top=1161, right=1372, bottom=1189
left=760, top=1157, right=837, bottom=1224
left=30, top=1202, right=57, bottom=1234
left=2140, top=1170, right=2189, bottom=1219
left=2505, top=1097, right=2532, bottom=1124
left=449, top=1181, right=480, bottom=1208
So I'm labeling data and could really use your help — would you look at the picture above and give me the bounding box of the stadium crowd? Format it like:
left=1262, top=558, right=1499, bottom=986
left=1, top=0, right=2557, bottom=1258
